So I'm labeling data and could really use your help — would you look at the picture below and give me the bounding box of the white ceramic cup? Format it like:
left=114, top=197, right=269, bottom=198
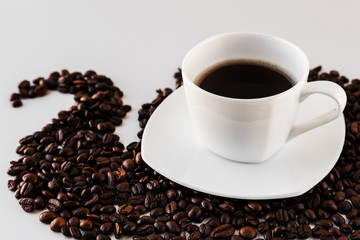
left=181, top=32, right=347, bottom=163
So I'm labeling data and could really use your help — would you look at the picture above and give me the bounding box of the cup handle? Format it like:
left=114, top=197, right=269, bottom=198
left=287, top=81, right=347, bottom=141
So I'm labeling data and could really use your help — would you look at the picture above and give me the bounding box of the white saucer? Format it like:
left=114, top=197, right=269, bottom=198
left=141, top=86, right=345, bottom=200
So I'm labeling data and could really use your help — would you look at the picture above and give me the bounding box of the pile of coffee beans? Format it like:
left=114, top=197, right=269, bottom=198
left=6, top=67, right=360, bottom=240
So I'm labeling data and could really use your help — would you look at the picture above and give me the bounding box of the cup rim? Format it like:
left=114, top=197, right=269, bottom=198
left=181, top=32, right=310, bottom=102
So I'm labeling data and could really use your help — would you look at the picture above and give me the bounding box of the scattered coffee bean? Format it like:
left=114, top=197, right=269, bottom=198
left=50, top=217, right=66, bottom=232
left=39, top=211, right=57, bottom=224
left=19, top=197, right=36, bottom=212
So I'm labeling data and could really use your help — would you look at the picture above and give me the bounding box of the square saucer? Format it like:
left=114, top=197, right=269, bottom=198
left=141, top=86, right=345, bottom=199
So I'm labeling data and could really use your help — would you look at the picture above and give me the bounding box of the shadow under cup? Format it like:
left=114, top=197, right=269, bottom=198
left=181, top=32, right=311, bottom=163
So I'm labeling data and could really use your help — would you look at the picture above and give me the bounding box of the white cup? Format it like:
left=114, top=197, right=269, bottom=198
left=181, top=32, right=347, bottom=163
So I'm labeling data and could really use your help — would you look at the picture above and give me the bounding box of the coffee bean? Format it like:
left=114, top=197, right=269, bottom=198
left=339, top=200, right=353, bottom=214
left=201, top=199, right=214, bottom=212
left=166, top=221, right=181, bottom=234
left=154, top=220, right=166, bottom=233
left=137, top=216, right=155, bottom=225
left=59, top=224, right=70, bottom=237
left=165, top=201, right=178, bottom=215
left=276, top=208, right=289, bottom=223
left=39, top=211, right=57, bottom=224
left=351, top=230, right=360, bottom=240
left=100, top=222, right=113, bottom=234
left=188, top=206, right=202, bottom=222
left=219, top=202, right=235, bottom=213
left=350, top=218, right=360, bottom=230
left=331, top=213, right=345, bottom=225
left=47, top=198, right=63, bottom=212
left=96, top=234, right=111, bottom=240
left=239, top=226, right=257, bottom=239
left=69, top=226, right=82, bottom=239
left=247, top=202, right=262, bottom=213
left=304, top=208, right=317, bottom=221
left=115, top=222, right=123, bottom=239
left=257, top=221, right=269, bottom=233
left=188, top=231, right=202, bottom=240
left=136, top=224, right=155, bottom=236
left=316, top=219, right=333, bottom=229
left=150, top=207, right=164, bottom=217
left=322, top=200, right=338, bottom=213
left=123, top=221, right=137, bottom=235
left=209, top=224, right=235, bottom=238
left=118, top=203, right=133, bottom=215
left=20, top=182, right=33, bottom=196
left=50, top=217, right=66, bottom=232
left=298, top=224, right=311, bottom=238
left=19, top=197, right=36, bottom=212
left=329, top=227, right=342, bottom=237
left=80, top=219, right=93, bottom=231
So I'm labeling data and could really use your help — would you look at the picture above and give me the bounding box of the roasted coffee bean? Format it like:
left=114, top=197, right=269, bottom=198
left=239, top=226, right=257, bottom=239
left=20, top=182, right=33, bottom=196
left=257, top=221, right=269, bottom=233
left=165, top=201, right=178, bottom=214
left=118, top=203, right=133, bottom=215
left=166, top=221, right=181, bottom=234
left=316, top=219, right=333, bottom=229
left=150, top=207, right=164, bottom=217
left=188, top=205, right=202, bottom=222
left=350, top=218, right=360, bottom=230
left=136, top=224, right=155, bottom=236
left=338, top=200, right=353, bottom=214
left=115, top=222, right=123, bottom=239
left=199, top=223, right=211, bottom=236
left=317, top=208, right=329, bottom=219
left=80, top=219, right=93, bottom=231
left=50, top=217, right=66, bottom=232
left=329, top=227, right=342, bottom=237
left=100, top=222, right=113, bottom=234
left=47, top=198, right=63, bottom=212
left=331, top=213, right=345, bottom=225
left=19, top=197, right=36, bottom=212
left=298, top=224, right=311, bottom=238
left=137, top=216, right=155, bottom=225
left=68, top=216, right=79, bottom=226
left=82, top=230, right=97, bottom=240
left=39, top=211, right=57, bottom=224
left=247, top=202, right=262, bottom=213
left=60, top=224, right=70, bottom=237
left=154, top=220, right=166, bottom=233
left=304, top=208, right=317, bottom=221
left=72, top=207, right=90, bottom=218
left=96, top=234, right=111, bottom=240
left=189, top=231, right=202, bottom=240
left=123, top=221, right=137, bottom=234
left=220, top=213, right=231, bottom=224
left=211, top=224, right=235, bottom=238
left=69, top=226, right=82, bottom=239
left=276, top=209, right=289, bottom=223
left=148, top=234, right=163, bottom=240
left=322, top=200, right=338, bottom=213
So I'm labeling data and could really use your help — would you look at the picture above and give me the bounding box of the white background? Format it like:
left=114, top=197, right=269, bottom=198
left=0, top=1, right=359, bottom=239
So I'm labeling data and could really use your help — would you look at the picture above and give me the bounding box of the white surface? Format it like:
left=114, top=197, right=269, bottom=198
left=181, top=32, right=346, bottom=162
left=142, top=86, right=345, bottom=199
left=0, top=0, right=359, bottom=239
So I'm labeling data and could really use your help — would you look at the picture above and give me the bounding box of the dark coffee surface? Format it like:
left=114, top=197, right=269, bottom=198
left=6, top=67, right=360, bottom=240
left=196, top=61, right=294, bottom=99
